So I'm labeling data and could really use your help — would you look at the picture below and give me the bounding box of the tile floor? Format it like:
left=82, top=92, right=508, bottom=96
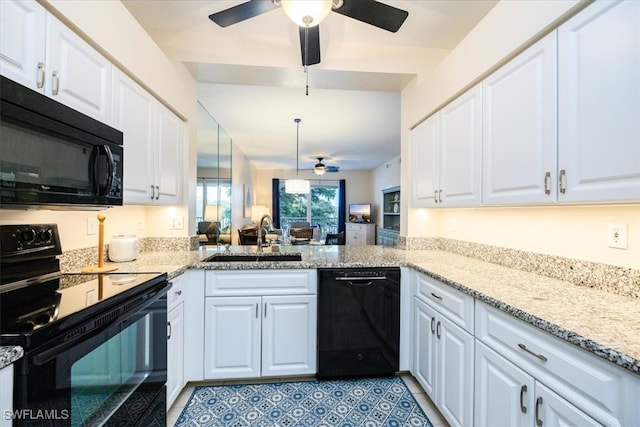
left=167, top=373, right=449, bottom=427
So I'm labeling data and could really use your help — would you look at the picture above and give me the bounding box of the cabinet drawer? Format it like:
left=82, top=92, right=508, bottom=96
left=167, top=274, right=185, bottom=310
left=476, top=301, right=640, bottom=426
left=415, top=272, right=474, bottom=334
left=206, top=269, right=317, bottom=296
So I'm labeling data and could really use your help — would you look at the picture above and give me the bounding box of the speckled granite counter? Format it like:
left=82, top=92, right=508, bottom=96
left=0, top=346, right=23, bottom=369
left=60, top=244, right=640, bottom=375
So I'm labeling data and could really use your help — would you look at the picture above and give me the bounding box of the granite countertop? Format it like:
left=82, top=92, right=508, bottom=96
left=0, top=346, right=24, bottom=370
left=3, top=244, right=638, bottom=375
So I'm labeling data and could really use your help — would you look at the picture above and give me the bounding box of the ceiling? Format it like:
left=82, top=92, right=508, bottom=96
left=122, top=0, right=497, bottom=172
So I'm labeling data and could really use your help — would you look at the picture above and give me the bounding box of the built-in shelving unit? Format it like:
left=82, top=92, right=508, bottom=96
left=379, top=186, right=400, bottom=246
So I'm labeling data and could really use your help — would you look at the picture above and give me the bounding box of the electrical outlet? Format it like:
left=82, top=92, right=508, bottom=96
left=169, top=216, right=183, bottom=230
left=86, top=289, right=97, bottom=305
left=87, top=217, right=97, bottom=235
left=607, top=223, right=627, bottom=249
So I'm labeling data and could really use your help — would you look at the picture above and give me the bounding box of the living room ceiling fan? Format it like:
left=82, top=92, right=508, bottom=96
left=313, top=157, right=340, bottom=175
left=208, top=0, right=409, bottom=67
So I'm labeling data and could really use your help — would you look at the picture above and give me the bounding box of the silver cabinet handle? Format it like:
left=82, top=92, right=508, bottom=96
left=543, top=172, right=551, bottom=195
left=434, top=190, right=438, bottom=203
left=37, top=62, right=45, bottom=88
left=430, top=292, right=442, bottom=301
left=167, top=321, right=172, bottom=340
left=535, top=396, right=543, bottom=426
left=155, top=185, right=160, bottom=200
left=438, top=189, right=443, bottom=203
left=52, top=70, right=59, bottom=95
left=430, top=317, right=435, bottom=334
left=520, top=385, right=528, bottom=413
left=436, top=321, right=441, bottom=339
left=518, top=343, right=548, bottom=362
left=175, top=289, right=182, bottom=296
left=558, top=169, right=566, bottom=194
left=264, top=302, right=267, bottom=318
left=150, top=185, right=155, bottom=200
left=255, top=303, right=259, bottom=318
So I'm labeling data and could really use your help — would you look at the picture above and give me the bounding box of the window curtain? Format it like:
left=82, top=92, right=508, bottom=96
left=272, top=178, right=281, bottom=228
left=338, top=179, right=346, bottom=233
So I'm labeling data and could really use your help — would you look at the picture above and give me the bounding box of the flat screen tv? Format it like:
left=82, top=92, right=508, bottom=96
left=349, top=203, right=372, bottom=223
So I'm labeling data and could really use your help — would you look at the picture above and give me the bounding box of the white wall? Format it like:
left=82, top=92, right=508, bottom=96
left=400, top=0, right=640, bottom=269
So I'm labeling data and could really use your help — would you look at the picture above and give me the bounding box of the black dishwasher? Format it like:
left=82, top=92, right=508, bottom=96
left=317, top=267, right=400, bottom=378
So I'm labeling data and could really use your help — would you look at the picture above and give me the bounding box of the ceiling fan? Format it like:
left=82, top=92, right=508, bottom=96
left=313, top=157, right=340, bottom=175
left=208, top=0, right=409, bottom=67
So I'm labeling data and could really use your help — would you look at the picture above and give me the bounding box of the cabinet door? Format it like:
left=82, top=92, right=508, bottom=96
left=262, top=295, right=317, bottom=377
left=475, top=341, right=534, bottom=427
left=112, top=70, right=155, bottom=204
left=558, top=0, right=640, bottom=202
left=167, top=302, right=184, bottom=409
left=440, top=84, right=482, bottom=206
left=414, top=298, right=437, bottom=399
left=0, top=0, right=46, bottom=90
left=535, top=382, right=601, bottom=427
left=437, top=314, right=474, bottom=427
left=410, top=113, right=439, bottom=207
left=483, top=32, right=558, bottom=205
left=155, top=103, right=182, bottom=204
left=204, top=296, right=261, bottom=379
left=0, top=364, right=13, bottom=427
left=45, top=14, right=112, bottom=124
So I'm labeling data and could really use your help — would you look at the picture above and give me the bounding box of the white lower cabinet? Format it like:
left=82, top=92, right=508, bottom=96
left=474, top=340, right=600, bottom=427
left=204, top=270, right=317, bottom=380
left=0, top=364, right=13, bottom=427
left=414, top=298, right=474, bottom=427
left=475, top=301, right=640, bottom=426
left=166, top=273, right=186, bottom=409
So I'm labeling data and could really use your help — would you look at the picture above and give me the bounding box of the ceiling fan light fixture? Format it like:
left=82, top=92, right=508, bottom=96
left=314, top=157, right=327, bottom=175
left=281, top=0, right=332, bottom=27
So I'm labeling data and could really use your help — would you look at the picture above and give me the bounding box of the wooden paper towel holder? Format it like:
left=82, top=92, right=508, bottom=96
left=82, top=213, right=118, bottom=273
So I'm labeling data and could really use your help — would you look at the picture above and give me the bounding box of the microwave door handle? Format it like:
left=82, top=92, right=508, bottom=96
left=92, top=145, right=115, bottom=196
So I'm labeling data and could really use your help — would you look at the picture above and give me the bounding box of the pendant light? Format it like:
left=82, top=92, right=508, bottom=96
left=285, top=118, right=310, bottom=194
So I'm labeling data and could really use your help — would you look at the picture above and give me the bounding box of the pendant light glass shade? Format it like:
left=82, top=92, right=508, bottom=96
left=285, top=179, right=311, bottom=194
left=281, top=0, right=332, bottom=27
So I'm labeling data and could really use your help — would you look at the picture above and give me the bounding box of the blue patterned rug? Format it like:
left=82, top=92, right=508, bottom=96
left=174, top=376, right=433, bottom=427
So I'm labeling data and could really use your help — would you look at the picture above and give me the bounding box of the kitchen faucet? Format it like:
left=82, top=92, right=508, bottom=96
left=256, top=214, right=273, bottom=253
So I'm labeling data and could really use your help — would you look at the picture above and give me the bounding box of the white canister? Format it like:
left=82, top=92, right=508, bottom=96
left=108, top=235, right=139, bottom=262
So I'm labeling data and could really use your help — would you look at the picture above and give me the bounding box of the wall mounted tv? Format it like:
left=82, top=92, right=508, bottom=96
left=349, top=203, right=372, bottom=223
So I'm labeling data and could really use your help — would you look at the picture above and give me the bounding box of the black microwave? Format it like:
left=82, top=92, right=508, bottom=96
left=0, top=76, right=123, bottom=209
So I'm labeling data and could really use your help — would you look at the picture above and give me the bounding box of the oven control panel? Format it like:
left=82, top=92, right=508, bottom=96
left=0, top=224, right=62, bottom=259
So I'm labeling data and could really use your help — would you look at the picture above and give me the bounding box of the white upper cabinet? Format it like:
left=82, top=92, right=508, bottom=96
left=557, top=0, right=640, bottom=203
left=439, top=84, right=483, bottom=206
left=410, top=113, right=439, bottom=207
left=0, top=0, right=112, bottom=124
left=482, top=32, right=558, bottom=205
left=0, top=0, right=46, bottom=89
left=410, top=84, right=482, bottom=208
left=45, top=14, right=112, bottom=124
left=112, top=69, right=183, bottom=205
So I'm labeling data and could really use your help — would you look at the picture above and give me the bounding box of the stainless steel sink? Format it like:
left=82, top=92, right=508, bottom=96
left=205, top=253, right=302, bottom=262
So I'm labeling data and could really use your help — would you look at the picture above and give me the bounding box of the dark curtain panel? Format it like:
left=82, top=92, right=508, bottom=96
left=272, top=178, right=281, bottom=228
left=338, top=179, right=346, bottom=233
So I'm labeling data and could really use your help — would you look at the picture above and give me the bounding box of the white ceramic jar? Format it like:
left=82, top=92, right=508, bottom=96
left=108, top=235, right=139, bottom=262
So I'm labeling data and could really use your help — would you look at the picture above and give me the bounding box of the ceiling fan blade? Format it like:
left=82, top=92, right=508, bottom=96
left=209, top=0, right=279, bottom=27
left=333, top=0, right=408, bottom=33
left=299, top=25, right=321, bottom=66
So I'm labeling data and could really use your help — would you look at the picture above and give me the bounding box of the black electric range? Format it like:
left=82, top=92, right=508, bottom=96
left=0, top=224, right=169, bottom=427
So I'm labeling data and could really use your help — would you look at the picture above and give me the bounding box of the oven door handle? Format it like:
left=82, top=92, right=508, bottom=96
left=31, top=285, right=167, bottom=366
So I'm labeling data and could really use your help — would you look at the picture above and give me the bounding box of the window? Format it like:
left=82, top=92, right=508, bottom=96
left=278, top=181, right=340, bottom=239
left=196, top=178, right=232, bottom=232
